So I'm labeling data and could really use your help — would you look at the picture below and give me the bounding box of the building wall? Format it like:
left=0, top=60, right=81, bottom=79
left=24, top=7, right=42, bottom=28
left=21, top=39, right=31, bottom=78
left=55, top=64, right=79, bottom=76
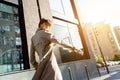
left=113, top=26, right=120, bottom=48
left=22, top=0, right=40, bottom=54
left=22, top=0, right=53, bottom=54
left=83, top=23, right=101, bottom=57
left=95, top=22, right=119, bottom=59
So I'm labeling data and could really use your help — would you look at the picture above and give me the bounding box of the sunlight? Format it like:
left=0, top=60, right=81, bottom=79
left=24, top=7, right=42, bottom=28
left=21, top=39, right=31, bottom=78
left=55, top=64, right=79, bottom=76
left=78, top=0, right=120, bottom=27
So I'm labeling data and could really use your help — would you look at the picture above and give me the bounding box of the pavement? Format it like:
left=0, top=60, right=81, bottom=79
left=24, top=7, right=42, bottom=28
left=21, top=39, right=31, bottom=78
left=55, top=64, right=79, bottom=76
left=91, top=65, right=120, bottom=80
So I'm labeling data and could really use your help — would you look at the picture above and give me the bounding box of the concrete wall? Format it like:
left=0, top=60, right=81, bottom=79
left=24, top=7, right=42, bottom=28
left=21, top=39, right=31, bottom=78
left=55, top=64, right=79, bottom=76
left=60, top=59, right=99, bottom=80
left=22, top=0, right=40, bottom=54
left=22, top=0, right=53, bottom=56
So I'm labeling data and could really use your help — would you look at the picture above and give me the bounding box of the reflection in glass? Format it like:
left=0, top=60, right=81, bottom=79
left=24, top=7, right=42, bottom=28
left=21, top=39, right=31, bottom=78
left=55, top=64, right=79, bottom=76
left=53, top=19, right=83, bottom=49
left=49, top=0, right=75, bottom=18
left=49, top=0, right=64, bottom=14
left=0, top=3, right=23, bottom=74
left=53, top=19, right=71, bottom=45
left=62, top=0, right=74, bottom=18
left=0, top=12, right=2, bottom=18
left=53, top=19, right=84, bottom=62
left=68, top=24, right=83, bottom=49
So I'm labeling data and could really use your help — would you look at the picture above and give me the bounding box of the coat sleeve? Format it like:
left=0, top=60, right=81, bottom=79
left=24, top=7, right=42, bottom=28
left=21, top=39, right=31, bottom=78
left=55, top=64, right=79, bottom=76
left=50, top=35, right=60, bottom=43
left=44, top=31, right=60, bottom=44
left=30, top=39, right=38, bottom=67
left=48, top=32, right=74, bottom=50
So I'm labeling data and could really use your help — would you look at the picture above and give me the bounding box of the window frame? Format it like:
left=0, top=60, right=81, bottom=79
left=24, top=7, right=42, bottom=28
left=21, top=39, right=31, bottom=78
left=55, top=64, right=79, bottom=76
left=49, top=0, right=90, bottom=60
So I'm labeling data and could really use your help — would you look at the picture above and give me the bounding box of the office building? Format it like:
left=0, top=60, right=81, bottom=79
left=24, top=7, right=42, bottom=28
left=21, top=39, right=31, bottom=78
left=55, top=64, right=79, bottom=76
left=93, top=22, right=119, bottom=59
left=83, top=23, right=101, bottom=57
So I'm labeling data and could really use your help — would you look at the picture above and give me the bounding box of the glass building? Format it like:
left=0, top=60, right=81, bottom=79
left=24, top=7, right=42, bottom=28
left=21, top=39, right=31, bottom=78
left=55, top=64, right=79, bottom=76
left=0, top=2, right=23, bottom=73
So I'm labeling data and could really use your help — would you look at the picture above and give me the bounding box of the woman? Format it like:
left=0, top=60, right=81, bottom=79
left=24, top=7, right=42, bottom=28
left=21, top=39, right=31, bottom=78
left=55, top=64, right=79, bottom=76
left=30, top=18, right=63, bottom=80
left=30, top=18, right=82, bottom=80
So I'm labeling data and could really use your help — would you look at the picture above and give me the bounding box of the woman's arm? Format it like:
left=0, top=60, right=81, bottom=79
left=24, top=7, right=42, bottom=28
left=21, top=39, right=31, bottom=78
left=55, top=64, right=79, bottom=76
left=51, top=38, right=83, bottom=55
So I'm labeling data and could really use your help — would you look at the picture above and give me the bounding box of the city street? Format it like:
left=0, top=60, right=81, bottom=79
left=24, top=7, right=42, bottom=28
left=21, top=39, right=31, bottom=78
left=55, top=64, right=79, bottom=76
left=92, top=65, right=120, bottom=80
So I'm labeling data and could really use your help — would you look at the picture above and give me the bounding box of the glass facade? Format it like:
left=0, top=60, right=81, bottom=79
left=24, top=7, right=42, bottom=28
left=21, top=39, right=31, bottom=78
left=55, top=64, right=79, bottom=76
left=0, top=3, right=23, bottom=74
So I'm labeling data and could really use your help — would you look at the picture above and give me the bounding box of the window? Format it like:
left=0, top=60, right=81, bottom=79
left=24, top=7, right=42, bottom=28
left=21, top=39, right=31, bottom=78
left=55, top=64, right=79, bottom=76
left=49, top=0, right=64, bottom=14
left=49, top=0, right=89, bottom=63
left=68, top=23, right=83, bottom=49
left=0, top=2, right=24, bottom=74
left=53, top=19, right=71, bottom=44
left=49, top=0, right=75, bottom=18
left=53, top=20, right=82, bottom=49
left=49, top=0, right=77, bottom=24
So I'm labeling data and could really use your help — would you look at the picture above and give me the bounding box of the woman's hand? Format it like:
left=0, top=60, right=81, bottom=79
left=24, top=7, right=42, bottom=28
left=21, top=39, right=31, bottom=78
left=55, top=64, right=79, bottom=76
left=33, top=64, right=38, bottom=70
left=73, top=48, right=84, bottom=55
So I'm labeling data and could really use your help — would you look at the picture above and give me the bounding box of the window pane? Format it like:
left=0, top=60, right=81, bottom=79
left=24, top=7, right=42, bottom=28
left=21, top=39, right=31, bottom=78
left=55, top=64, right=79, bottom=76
left=53, top=19, right=83, bottom=49
left=0, top=3, right=23, bottom=74
left=4, top=0, right=18, bottom=5
left=49, top=0, right=64, bottom=14
left=62, top=0, right=74, bottom=18
left=53, top=19, right=84, bottom=62
left=49, top=0, right=75, bottom=18
left=68, top=23, right=83, bottom=49
left=53, top=19, right=71, bottom=45
left=0, top=3, right=13, bottom=14
left=0, top=12, right=2, bottom=18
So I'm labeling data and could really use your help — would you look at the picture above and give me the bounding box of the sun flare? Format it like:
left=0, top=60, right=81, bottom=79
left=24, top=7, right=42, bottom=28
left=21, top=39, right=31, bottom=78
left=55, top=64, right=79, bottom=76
left=78, top=0, right=120, bottom=27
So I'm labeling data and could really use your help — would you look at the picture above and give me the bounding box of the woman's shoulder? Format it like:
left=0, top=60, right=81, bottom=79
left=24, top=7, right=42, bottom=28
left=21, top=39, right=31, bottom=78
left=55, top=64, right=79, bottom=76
left=43, top=30, right=52, bottom=35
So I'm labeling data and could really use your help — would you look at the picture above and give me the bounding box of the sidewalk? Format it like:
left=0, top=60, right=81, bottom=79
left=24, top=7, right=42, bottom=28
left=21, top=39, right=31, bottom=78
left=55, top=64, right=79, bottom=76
left=91, top=65, right=120, bottom=80
left=91, top=74, right=111, bottom=80
left=92, top=72, right=120, bottom=80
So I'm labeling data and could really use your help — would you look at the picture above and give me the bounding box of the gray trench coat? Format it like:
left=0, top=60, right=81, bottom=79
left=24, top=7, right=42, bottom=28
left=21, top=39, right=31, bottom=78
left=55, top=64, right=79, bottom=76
left=30, top=29, right=63, bottom=80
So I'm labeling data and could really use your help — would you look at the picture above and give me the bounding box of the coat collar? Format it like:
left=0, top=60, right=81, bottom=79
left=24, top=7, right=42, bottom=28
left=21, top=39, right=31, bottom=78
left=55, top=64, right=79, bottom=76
left=36, top=28, right=48, bottom=33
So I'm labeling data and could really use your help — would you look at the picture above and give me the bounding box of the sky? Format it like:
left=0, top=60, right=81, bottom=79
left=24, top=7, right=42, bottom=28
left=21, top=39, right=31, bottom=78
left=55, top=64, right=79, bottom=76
left=78, top=0, right=120, bottom=27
